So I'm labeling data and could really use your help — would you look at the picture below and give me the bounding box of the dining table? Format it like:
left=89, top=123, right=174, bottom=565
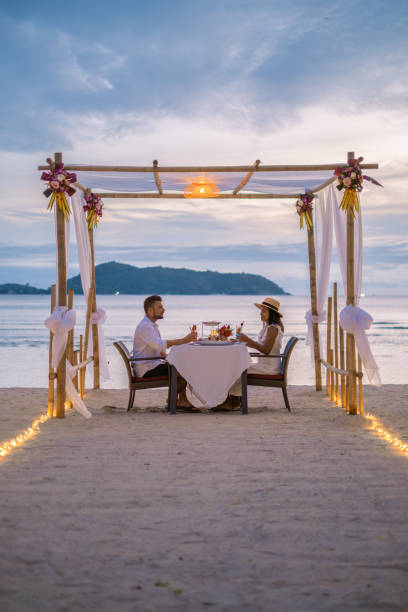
left=166, top=341, right=252, bottom=414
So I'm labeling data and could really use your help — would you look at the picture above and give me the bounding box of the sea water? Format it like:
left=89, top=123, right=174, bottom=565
left=0, top=294, right=407, bottom=388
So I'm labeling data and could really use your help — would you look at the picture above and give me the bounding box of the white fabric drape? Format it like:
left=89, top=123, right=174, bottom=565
left=330, top=184, right=381, bottom=386
left=44, top=306, right=92, bottom=418
left=339, top=305, right=381, bottom=387
left=72, top=193, right=110, bottom=380
left=305, top=186, right=333, bottom=358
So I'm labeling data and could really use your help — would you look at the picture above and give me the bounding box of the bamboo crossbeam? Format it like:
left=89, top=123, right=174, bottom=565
left=72, top=182, right=87, bottom=193
left=91, top=192, right=301, bottom=199
left=152, top=160, right=163, bottom=194
left=313, top=176, right=336, bottom=193
left=233, top=159, right=261, bottom=195
left=38, top=163, right=379, bottom=173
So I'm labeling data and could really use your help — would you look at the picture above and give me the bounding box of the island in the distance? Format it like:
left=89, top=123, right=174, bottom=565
left=0, top=261, right=290, bottom=295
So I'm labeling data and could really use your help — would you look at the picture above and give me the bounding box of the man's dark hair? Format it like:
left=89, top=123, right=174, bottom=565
left=144, top=294, right=162, bottom=314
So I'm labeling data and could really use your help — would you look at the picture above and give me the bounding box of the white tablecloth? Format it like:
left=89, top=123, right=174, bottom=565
left=167, top=343, right=252, bottom=408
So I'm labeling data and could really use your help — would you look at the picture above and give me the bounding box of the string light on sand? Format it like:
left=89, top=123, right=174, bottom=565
left=365, top=413, right=408, bottom=458
left=0, top=402, right=71, bottom=460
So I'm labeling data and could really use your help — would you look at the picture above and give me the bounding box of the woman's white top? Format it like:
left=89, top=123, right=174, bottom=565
left=249, top=323, right=283, bottom=375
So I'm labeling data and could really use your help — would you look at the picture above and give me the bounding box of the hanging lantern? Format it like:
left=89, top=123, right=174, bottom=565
left=184, top=176, right=220, bottom=198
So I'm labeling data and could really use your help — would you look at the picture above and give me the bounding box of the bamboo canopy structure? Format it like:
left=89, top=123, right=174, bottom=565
left=41, top=151, right=378, bottom=415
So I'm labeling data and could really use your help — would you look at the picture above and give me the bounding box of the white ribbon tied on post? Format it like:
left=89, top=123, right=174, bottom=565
left=90, top=306, right=110, bottom=380
left=45, top=306, right=92, bottom=419
left=339, top=304, right=382, bottom=387
left=45, top=306, right=76, bottom=370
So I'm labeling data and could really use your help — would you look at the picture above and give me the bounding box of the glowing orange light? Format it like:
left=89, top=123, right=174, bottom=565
left=0, top=402, right=72, bottom=460
left=365, top=413, right=408, bottom=457
left=184, top=176, right=220, bottom=198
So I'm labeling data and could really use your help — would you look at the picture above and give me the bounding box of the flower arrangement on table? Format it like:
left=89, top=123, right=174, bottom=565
left=41, top=158, right=77, bottom=221
left=334, top=157, right=382, bottom=216
left=83, top=191, right=104, bottom=230
left=218, top=324, right=233, bottom=340
left=295, top=192, right=314, bottom=230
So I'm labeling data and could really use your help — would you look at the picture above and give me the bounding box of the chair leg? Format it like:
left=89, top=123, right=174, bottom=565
left=127, top=389, right=135, bottom=412
left=282, top=386, right=291, bottom=412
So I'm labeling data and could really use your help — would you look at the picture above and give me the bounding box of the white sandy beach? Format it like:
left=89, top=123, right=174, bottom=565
left=1, top=384, right=408, bottom=611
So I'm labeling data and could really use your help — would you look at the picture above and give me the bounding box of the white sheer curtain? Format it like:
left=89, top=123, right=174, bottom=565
left=305, top=187, right=333, bottom=358
left=71, top=192, right=110, bottom=380
left=330, top=184, right=381, bottom=386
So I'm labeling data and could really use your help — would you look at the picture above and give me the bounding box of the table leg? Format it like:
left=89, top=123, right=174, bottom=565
left=169, top=365, right=178, bottom=414
left=241, top=369, right=248, bottom=414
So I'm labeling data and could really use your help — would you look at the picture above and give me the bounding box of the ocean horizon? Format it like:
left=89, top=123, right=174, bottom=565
left=0, top=293, right=406, bottom=389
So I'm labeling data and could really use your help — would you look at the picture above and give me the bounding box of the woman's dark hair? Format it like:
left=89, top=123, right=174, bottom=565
left=144, top=294, right=162, bottom=313
left=268, top=308, right=284, bottom=331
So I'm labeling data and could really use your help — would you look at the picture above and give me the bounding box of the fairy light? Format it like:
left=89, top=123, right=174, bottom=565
left=0, top=402, right=71, bottom=460
left=365, top=413, right=408, bottom=457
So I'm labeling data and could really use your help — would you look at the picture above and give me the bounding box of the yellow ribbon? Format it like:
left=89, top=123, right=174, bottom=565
left=86, top=209, right=100, bottom=230
left=299, top=210, right=313, bottom=230
left=339, top=189, right=359, bottom=217
left=47, top=191, right=71, bottom=221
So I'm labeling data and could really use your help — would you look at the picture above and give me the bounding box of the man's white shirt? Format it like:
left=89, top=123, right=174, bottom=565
left=132, top=316, right=167, bottom=377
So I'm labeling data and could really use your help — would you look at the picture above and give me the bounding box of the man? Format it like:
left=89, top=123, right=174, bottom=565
left=133, top=294, right=198, bottom=410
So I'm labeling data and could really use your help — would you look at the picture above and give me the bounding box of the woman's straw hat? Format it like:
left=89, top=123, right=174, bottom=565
left=254, top=297, right=283, bottom=317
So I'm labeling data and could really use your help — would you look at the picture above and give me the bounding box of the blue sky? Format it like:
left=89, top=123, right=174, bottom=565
left=0, top=0, right=407, bottom=294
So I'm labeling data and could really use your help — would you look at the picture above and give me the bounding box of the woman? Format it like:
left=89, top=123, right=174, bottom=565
left=218, top=297, right=284, bottom=410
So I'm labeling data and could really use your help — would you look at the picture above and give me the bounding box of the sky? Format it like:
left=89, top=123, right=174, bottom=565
left=0, top=0, right=407, bottom=295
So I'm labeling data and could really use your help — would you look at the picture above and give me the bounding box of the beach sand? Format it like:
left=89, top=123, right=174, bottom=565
left=0, top=385, right=407, bottom=611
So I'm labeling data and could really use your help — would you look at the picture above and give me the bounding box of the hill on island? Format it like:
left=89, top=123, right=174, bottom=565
left=66, top=262, right=289, bottom=295
left=0, top=283, right=48, bottom=295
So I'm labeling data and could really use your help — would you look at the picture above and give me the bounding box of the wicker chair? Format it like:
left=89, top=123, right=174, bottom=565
left=113, top=341, right=170, bottom=411
left=246, top=336, right=298, bottom=412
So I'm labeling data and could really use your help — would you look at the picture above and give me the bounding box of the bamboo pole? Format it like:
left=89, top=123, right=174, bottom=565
left=313, top=177, right=337, bottom=193
left=326, top=296, right=332, bottom=396
left=329, top=349, right=336, bottom=402
left=73, top=350, right=79, bottom=391
left=339, top=324, right=346, bottom=410
left=346, top=152, right=358, bottom=415
left=233, top=159, right=261, bottom=194
left=333, top=282, right=340, bottom=405
left=306, top=211, right=322, bottom=391
left=38, top=163, right=379, bottom=173
left=79, top=334, right=84, bottom=398
left=152, top=160, right=163, bottom=194
left=81, top=286, right=94, bottom=397
left=88, top=228, right=100, bottom=389
left=47, top=285, right=56, bottom=417
left=67, top=289, right=74, bottom=364
left=65, top=288, right=74, bottom=412
left=358, top=354, right=364, bottom=415
left=55, top=152, right=67, bottom=418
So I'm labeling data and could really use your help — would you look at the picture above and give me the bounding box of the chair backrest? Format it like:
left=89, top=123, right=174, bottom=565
left=113, top=341, right=134, bottom=385
left=280, top=336, right=298, bottom=379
